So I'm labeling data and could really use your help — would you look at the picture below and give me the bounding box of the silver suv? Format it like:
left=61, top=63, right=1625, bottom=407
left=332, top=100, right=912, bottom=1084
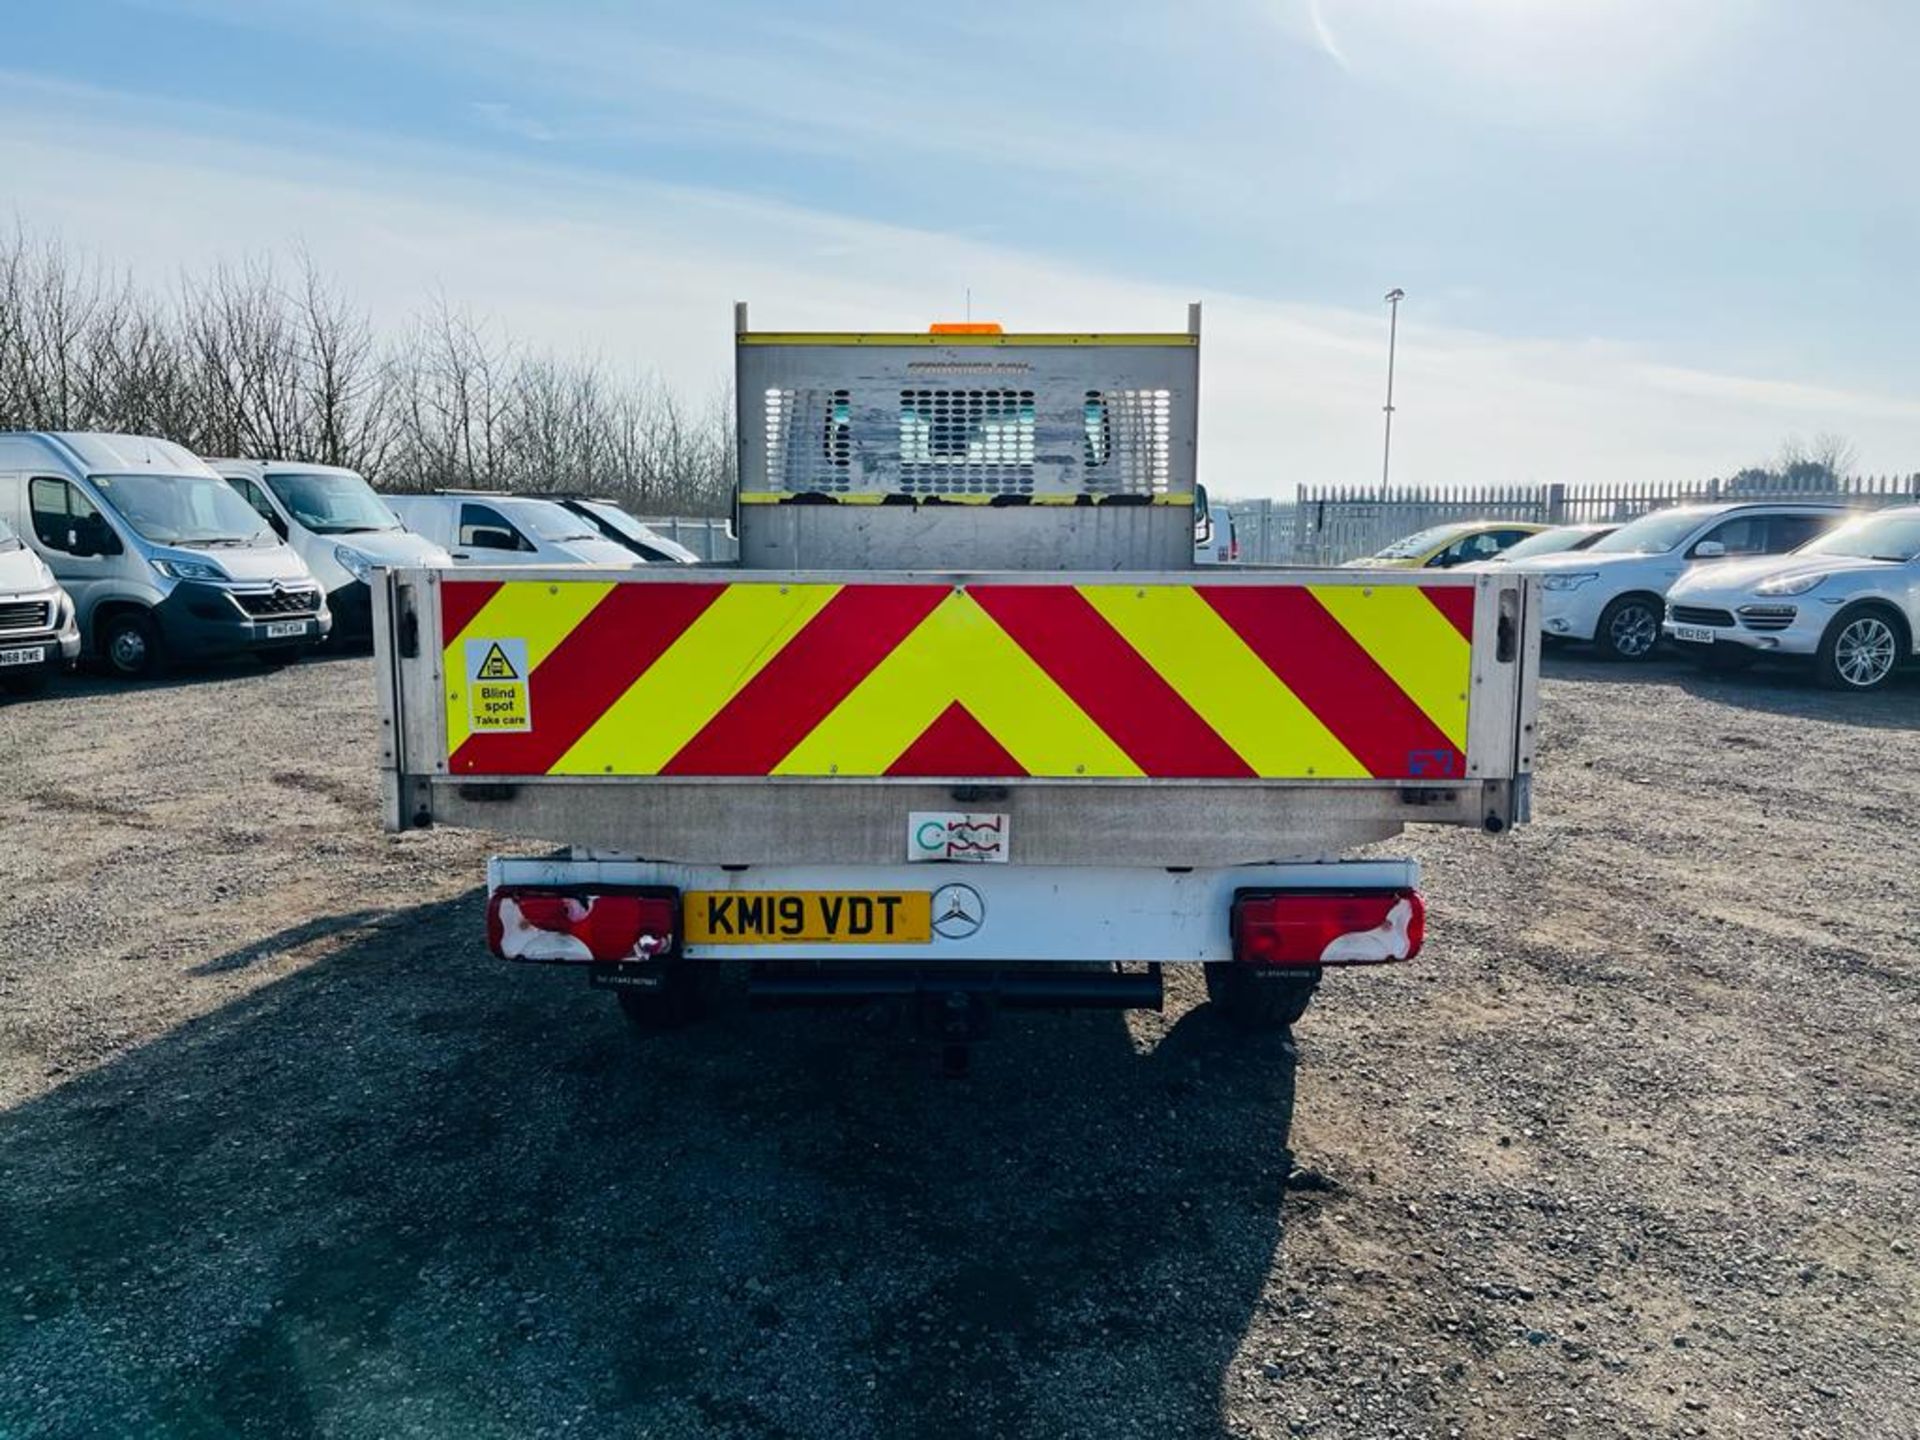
left=1664, top=504, right=1920, bottom=690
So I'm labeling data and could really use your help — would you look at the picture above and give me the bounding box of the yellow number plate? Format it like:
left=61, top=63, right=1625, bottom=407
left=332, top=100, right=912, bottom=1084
left=685, top=890, right=932, bottom=945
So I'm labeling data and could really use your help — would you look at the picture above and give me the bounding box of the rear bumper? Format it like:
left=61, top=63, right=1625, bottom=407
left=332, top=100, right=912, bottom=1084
left=486, top=855, right=1422, bottom=966
left=598, top=959, right=1165, bottom=1011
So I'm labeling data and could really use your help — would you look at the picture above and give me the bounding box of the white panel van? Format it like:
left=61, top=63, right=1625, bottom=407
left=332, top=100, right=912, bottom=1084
left=381, top=493, right=642, bottom=568
left=209, top=459, right=451, bottom=642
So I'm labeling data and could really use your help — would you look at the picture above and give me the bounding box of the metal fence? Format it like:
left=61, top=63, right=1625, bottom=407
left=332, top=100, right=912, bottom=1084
left=1289, top=474, right=1920, bottom=565
left=636, top=515, right=739, bottom=562
left=1215, top=498, right=1299, bottom=564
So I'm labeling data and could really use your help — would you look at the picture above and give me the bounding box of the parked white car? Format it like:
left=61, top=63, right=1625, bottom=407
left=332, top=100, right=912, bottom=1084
left=1508, top=502, right=1849, bottom=660
left=1664, top=504, right=1920, bottom=690
left=210, top=460, right=452, bottom=642
left=1474, top=522, right=1617, bottom=565
left=381, top=493, right=642, bottom=568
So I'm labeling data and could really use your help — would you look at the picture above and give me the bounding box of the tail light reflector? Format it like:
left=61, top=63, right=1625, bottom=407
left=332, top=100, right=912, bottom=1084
left=486, top=888, right=678, bottom=963
left=1232, top=890, right=1424, bottom=967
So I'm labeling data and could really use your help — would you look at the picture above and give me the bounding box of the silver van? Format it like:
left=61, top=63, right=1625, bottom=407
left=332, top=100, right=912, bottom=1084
left=0, top=433, right=331, bottom=678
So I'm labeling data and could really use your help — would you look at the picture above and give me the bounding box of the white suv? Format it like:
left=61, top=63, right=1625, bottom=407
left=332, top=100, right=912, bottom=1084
left=1508, top=502, right=1848, bottom=660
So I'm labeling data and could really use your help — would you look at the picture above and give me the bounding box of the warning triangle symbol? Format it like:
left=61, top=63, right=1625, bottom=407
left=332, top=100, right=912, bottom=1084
left=476, top=642, right=519, bottom=681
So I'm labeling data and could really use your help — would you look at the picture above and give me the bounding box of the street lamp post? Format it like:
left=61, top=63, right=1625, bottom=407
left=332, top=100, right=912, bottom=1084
left=1381, top=287, right=1404, bottom=497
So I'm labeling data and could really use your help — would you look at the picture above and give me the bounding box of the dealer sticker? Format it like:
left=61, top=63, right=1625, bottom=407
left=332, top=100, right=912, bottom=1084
left=466, top=637, right=531, bottom=732
left=908, top=812, right=1009, bottom=864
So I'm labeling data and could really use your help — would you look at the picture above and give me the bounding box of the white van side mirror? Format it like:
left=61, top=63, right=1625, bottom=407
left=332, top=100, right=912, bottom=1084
left=1692, top=539, right=1726, bottom=559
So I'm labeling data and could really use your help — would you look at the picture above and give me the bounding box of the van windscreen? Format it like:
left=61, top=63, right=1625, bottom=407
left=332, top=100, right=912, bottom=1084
left=265, top=470, right=401, bottom=534
left=514, top=500, right=598, bottom=543
left=93, top=474, right=273, bottom=546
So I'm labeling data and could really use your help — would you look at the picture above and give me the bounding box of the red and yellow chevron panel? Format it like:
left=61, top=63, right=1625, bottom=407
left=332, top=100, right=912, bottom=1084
left=438, top=577, right=1477, bottom=781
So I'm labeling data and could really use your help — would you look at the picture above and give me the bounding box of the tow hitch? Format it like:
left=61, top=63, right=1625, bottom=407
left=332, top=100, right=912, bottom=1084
left=747, top=963, right=1164, bottom=1075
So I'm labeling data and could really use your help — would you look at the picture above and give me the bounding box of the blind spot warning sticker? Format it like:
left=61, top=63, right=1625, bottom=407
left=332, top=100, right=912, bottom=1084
left=466, top=637, right=531, bottom=732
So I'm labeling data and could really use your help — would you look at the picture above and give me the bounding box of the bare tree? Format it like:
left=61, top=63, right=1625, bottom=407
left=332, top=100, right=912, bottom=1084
left=0, top=231, right=735, bottom=512
left=1807, top=431, right=1857, bottom=479
left=386, top=298, right=515, bottom=489
left=0, top=230, right=116, bottom=429
left=295, top=250, right=389, bottom=472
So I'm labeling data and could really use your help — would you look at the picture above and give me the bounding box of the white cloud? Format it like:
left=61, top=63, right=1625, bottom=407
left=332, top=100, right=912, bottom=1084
left=1283, top=0, right=1743, bottom=130
left=1305, top=0, right=1351, bottom=70
left=468, top=101, right=559, bottom=144
left=2, top=76, right=1913, bottom=494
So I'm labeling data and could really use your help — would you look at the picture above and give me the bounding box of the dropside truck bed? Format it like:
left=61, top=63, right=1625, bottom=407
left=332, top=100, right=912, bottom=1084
left=372, top=309, right=1539, bottom=1058
left=374, top=562, right=1538, bottom=1052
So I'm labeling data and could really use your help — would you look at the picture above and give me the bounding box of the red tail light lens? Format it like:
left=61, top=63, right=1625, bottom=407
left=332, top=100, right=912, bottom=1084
left=486, top=888, right=678, bottom=963
left=1232, top=890, right=1424, bottom=967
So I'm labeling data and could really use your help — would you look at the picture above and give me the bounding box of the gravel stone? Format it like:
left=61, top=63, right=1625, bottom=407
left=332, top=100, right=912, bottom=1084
left=0, top=650, right=1914, bottom=1438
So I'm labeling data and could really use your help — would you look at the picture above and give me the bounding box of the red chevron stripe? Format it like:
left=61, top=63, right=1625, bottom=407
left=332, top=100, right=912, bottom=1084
left=450, top=582, right=725, bottom=775
left=440, top=578, right=504, bottom=645
left=662, top=584, right=950, bottom=775
left=885, top=701, right=1027, bottom=777
left=1422, top=585, right=1476, bottom=642
left=1198, top=586, right=1465, bottom=780
left=970, top=586, right=1253, bottom=778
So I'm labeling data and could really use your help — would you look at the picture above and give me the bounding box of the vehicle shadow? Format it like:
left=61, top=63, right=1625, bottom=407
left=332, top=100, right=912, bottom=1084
left=0, top=894, right=1299, bottom=1440
left=9, top=648, right=374, bottom=702
left=1540, top=649, right=1919, bottom=729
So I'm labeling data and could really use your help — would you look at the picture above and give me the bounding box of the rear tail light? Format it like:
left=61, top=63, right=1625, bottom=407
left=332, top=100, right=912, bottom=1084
left=486, top=888, right=678, bottom=963
left=1231, top=890, right=1424, bottom=967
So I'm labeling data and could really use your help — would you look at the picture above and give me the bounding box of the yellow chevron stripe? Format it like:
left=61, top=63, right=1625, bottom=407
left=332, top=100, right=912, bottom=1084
left=1079, top=584, right=1368, bottom=778
left=1308, top=585, right=1471, bottom=749
left=773, top=590, right=1141, bottom=777
left=552, top=582, right=840, bottom=775
left=443, top=579, right=615, bottom=755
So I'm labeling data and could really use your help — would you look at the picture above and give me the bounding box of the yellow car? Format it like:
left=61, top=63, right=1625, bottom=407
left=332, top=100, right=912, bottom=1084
left=1346, top=520, right=1550, bottom=569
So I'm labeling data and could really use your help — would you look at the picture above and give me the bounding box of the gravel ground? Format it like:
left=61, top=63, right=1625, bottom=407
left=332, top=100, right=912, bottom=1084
left=0, top=650, right=1915, bottom=1439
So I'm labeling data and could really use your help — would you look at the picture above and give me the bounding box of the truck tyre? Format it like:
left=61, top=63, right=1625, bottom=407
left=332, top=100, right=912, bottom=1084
left=1815, top=605, right=1906, bottom=692
left=100, top=611, right=165, bottom=680
left=1593, top=594, right=1662, bottom=661
left=1204, top=964, right=1320, bottom=1030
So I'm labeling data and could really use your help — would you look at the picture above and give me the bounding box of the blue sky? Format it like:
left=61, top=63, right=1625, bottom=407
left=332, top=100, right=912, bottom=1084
left=5, top=0, right=1917, bottom=491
